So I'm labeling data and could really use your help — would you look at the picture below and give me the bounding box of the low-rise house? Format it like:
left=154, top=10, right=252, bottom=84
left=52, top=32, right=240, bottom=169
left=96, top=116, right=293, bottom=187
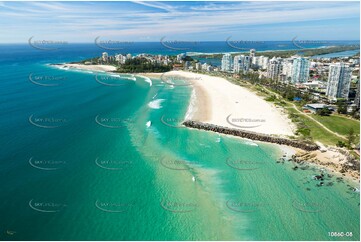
left=303, top=103, right=334, bottom=113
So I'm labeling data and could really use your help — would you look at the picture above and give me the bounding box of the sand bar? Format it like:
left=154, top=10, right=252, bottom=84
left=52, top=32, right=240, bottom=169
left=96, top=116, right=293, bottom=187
left=54, top=63, right=117, bottom=72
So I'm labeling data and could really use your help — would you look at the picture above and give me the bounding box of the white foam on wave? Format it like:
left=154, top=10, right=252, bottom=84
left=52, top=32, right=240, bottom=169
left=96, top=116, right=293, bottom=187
left=243, top=140, right=259, bottom=146
left=137, top=75, right=152, bottom=87
left=122, top=74, right=137, bottom=81
left=185, top=88, right=197, bottom=120
left=148, top=99, right=165, bottom=109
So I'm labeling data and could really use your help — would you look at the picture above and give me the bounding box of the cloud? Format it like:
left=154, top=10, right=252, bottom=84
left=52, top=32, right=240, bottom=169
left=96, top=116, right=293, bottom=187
left=0, top=1, right=359, bottom=42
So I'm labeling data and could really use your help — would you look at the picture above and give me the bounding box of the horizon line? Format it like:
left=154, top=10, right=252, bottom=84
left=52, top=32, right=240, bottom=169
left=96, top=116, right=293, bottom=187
left=1, top=39, right=360, bottom=44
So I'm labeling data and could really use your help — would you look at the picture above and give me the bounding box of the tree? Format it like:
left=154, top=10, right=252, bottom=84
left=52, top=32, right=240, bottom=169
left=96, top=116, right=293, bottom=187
left=346, top=128, right=356, bottom=149
left=337, top=103, right=348, bottom=114
left=336, top=141, right=346, bottom=148
left=336, top=98, right=348, bottom=114
left=316, top=107, right=331, bottom=116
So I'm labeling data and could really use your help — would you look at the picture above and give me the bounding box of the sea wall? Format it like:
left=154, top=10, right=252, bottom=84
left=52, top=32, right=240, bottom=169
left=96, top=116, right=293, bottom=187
left=183, top=120, right=319, bottom=151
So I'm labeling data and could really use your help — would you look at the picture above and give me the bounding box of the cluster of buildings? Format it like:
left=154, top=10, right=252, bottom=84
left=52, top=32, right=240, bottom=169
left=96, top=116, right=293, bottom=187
left=219, top=49, right=359, bottom=104
left=101, top=52, right=173, bottom=66
left=99, top=50, right=359, bottom=109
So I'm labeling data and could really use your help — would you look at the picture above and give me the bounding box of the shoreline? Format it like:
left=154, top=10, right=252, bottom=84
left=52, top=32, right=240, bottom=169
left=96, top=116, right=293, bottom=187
left=51, top=63, right=117, bottom=72
left=168, top=70, right=294, bottom=136
left=171, top=70, right=359, bottom=182
left=51, top=64, right=359, bottom=183
left=51, top=63, right=164, bottom=79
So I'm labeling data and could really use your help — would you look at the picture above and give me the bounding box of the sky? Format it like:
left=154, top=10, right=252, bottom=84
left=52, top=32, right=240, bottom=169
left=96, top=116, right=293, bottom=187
left=0, top=1, right=360, bottom=43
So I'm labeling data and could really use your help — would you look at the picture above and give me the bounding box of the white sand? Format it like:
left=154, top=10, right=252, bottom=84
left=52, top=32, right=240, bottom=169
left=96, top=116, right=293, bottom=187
left=166, top=71, right=294, bottom=136
left=55, top=63, right=117, bottom=72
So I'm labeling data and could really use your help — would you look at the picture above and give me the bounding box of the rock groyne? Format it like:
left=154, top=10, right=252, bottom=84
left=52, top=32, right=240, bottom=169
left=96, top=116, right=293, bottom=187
left=183, top=120, right=319, bottom=151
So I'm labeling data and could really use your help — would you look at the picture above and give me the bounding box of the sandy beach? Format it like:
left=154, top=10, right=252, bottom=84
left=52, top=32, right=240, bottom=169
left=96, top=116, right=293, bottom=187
left=165, top=71, right=294, bottom=136
left=166, top=70, right=359, bottom=182
left=54, top=63, right=117, bottom=72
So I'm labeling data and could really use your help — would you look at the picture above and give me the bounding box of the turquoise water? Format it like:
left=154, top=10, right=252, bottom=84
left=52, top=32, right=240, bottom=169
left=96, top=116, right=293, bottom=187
left=0, top=44, right=359, bottom=241
left=312, top=49, right=360, bottom=58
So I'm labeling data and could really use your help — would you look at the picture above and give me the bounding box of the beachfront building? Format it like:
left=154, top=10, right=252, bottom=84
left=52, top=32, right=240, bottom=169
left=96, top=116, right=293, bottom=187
left=250, top=49, right=256, bottom=58
left=221, top=53, right=233, bottom=72
left=291, top=57, right=310, bottom=83
left=201, top=63, right=214, bottom=72
left=195, top=62, right=202, bottom=71
left=233, top=55, right=250, bottom=73
left=326, top=63, right=352, bottom=101
left=260, top=56, right=269, bottom=69
left=267, top=57, right=282, bottom=81
left=102, top=52, right=108, bottom=62
left=355, top=81, right=360, bottom=109
left=251, top=56, right=259, bottom=68
left=281, top=59, right=293, bottom=83
left=243, top=56, right=250, bottom=72
left=115, top=54, right=128, bottom=64
left=184, top=61, right=191, bottom=70
left=176, top=53, right=185, bottom=62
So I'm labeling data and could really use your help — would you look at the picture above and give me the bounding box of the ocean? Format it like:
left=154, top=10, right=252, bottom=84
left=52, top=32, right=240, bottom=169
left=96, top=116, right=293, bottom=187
left=0, top=42, right=359, bottom=241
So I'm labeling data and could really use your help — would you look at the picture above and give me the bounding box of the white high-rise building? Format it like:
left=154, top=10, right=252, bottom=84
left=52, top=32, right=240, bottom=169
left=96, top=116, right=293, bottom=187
left=221, top=53, right=233, bottom=72
left=102, top=52, right=108, bottom=61
left=243, top=56, right=250, bottom=72
left=115, top=54, right=127, bottom=64
left=326, top=63, right=352, bottom=101
left=250, top=49, right=256, bottom=58
left=251, top=56, right=260, bottom=67
left=233, top=55, right=243, bottom=73
left=261, top=56, right=269, bottom=69
left=291, top=57, right=310, bottom=83
left=267, top=57, right=282, bottom=81
left=201, top=63, right=208, bottom=71
left=233, top=55, right=250, bottom=73
left=282, top=60, right=293, bottom=83
left=176, top=53, right=185, bottom=61
left=195, top=62, right=201, bottom=71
